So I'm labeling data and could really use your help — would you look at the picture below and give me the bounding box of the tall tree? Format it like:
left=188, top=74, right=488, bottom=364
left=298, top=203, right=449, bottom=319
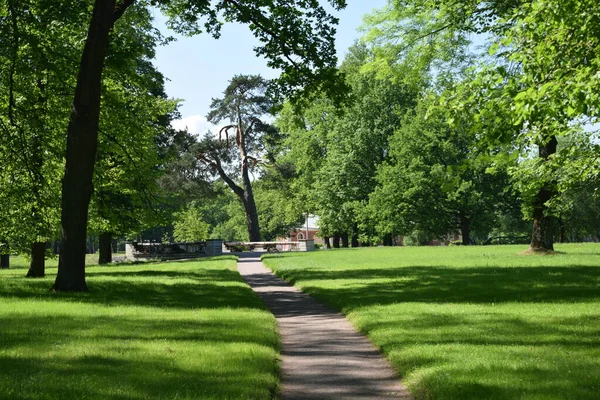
left=55, top=0, right=347, bottom=291
left=362, top=0, right=600, bottom=251
left=364, top=93, right=516, bottom=245
left=199, top=75, right=275, bottom=241
left=54, top=0, right=136, bottom=291
left=276, top=44, right=416, bottom=245
left=447, top=0, right=600, bottom=251
left=0, top=0, right=82, bottom=277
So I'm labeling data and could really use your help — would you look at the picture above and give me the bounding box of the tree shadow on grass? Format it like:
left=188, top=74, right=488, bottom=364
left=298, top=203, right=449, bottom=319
left=0, top=261, right=279, bottom=400
left=277, top=265, right=600, bottom=308
left=273, top=263, right=600, bottom=399
left=0, top=350, right=276, bottom=400
left=0, top=266, right=268, bottom=310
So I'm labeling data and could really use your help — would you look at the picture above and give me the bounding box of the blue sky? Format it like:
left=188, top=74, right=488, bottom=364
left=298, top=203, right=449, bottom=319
left=151, top=1, right=388, bottom=134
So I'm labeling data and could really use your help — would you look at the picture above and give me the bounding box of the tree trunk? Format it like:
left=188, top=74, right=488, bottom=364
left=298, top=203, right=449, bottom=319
left=54, top=0, right=118, bottom=291
left=383, top=233, right=392, bottom=246
left=529, top=136, right=557, bottom=252
left=558, top=218, right=566, bottom=243
left=332, top=234, right=340, bottom=248
left=460, top=214, right=471, bottom=245
left=242, top=194, right=261, bottom=242
left=0, top=254, right=9, bottom=269
left=98, top=232, right=112, bottom=264
left=26, top=242, right=46, bottom=278
left=351, top=231, right=359, bottom=248
left=530, top=187, right=555, bottom=251
left=341, top=232, right=349, bottom=248
left=324, top=236, right=331, bottom=249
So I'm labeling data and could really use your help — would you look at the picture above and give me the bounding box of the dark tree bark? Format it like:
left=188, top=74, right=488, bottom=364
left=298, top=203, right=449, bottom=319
left=341, top=232, right=349, bottom=248
left=529, top=135, right=557, bottom=252
left=558, top=218, right=566, bottom=243
left=242, top=163, right=261, bottom=241
left=460, top=213, right=471, bottom=245
left=351, top=231, right=359, bottom=248
left=383, top=233, right=392, bottom=246
left=0, top=240, right=8, bottom=268
left=210, top=157, right=261, bottom=242
left=324, top=236, right=331, bottom=249
left=332, top=234, right=340, bottom=248
left=98, top=232, right=113, bottom=264
left=26, top=242, right=46, bottom=278
left=0, top=254, right=9, bottom=269
left=54, top=0, right=134, bottom=291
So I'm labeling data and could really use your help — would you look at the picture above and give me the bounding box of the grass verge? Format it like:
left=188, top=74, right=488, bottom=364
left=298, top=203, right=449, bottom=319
left=0, top=257, right=279, bottom=400
left=263, top=243, right=600, bottom=400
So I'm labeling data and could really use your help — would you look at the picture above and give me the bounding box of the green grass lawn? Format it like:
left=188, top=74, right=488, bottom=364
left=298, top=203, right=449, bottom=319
left=0, top=257, right=279, bottom=400
left=7, top=253, right=99, bottom=269
left=263, top=243, right=600, bottom=400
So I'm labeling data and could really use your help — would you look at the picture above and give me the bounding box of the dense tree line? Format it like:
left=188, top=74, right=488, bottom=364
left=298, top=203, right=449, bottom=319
left=271, top=0, right=600, bottom=250
left=1, top=0, right=598, bottom=287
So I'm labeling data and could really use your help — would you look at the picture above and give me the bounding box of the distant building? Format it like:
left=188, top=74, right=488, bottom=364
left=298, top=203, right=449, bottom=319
left=281, top=215, right=323, bottom=245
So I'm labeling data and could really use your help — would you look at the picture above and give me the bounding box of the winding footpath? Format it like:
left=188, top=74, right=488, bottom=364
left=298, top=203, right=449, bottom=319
left=237, top=253, right=412, bottom=400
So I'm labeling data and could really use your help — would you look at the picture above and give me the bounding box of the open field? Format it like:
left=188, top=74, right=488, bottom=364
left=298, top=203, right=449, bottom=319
left=7, top=254, right=99, bottom=269
left=0, top=257, right=279, bottom=400
left=263, top=243, right=600, bottom=400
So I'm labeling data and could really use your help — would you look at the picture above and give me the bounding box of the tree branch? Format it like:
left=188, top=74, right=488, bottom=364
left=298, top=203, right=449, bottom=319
left=222, top=0, right=302, bottom=69
left=198, top=153, right=245, bottom=198
left=112, top=0, right=136, bottom=24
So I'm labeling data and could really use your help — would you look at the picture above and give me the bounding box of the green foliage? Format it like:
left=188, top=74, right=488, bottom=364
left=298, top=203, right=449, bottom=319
left=276, top=44, right=417, bottom=240
left=362, top=0, right=600, bottom=248
left=173, top=202, right=210, bottom=243
left=362, top=90, right=518, bottom=243
left=210, top=197, right=249, bottom=241
left=254, top=175, right=305, bottom=241
left=89, top=5, right=180, bottom=239
left=0, top=0, right=86, bottom=253
left=264, top=244, right=600, bottom=400
left=158, top=0, right=349, bottom=105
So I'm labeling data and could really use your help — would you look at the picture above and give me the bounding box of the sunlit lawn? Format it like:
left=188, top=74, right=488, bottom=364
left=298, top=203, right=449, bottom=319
left=0, top=257, right=279, bottom=400
left=263, top=243, right=600, bottom=400
left=8, top=253, right=98, bottom=268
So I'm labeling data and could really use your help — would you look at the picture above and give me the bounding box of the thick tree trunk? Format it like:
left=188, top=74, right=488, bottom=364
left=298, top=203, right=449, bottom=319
left=98, top=232, right=112, bottom=264
left=26, top=242, right=46, bottom=278
left=0, top=240, right=8, bottom=268
left=332, top=234, right=340, bottom=248
left=529, top=136, right=557, bottom=252
left=530, top=187, right=555, bottom=251
left=351, top=231, right=359, bottom=248
left=383, top=233, right=392, bottom=246
left=54, top=0, right=117, bottom=291
left=460, top=214, right=471, bottom=246
left=341, top=232, right=349, bottom=248
left=324, top=236, right=331, bottom=249
left=242, top=193, right=261, bottom=242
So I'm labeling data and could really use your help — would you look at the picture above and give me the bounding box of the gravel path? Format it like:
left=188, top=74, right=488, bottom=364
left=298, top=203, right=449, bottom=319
left=237, top=253, right=412, bottom=400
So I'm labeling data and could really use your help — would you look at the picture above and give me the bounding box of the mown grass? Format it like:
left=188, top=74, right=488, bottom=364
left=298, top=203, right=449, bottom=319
left=263, top=243, right=600, bottom=400
left=0, top=257, right=279, bottom=400
left=8, top=253, right=98, bottom=269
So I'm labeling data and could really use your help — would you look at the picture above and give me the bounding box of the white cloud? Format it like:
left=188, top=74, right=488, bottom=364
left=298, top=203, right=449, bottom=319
left=171, top=115, right=216, bottom=136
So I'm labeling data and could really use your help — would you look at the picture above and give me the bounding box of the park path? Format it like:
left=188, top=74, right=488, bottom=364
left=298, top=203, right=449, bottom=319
left=236, top=253, right=412, bottom=400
